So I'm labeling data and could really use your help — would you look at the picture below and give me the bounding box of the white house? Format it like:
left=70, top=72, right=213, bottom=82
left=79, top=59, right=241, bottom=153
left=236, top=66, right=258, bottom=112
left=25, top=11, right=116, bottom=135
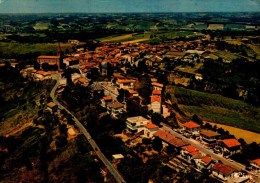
left=182, top=121, right=200, bottom=136
left=116, top=78, right=136, bottom=89
left=151, top=95, right=162, bottom=114
left=126, top=116, right=150, bottom=133
left=107, top=102, right=124, bottom=117
left=194, top=155, right=214, bottom=171
left=181, top=145, right=201, bottom=164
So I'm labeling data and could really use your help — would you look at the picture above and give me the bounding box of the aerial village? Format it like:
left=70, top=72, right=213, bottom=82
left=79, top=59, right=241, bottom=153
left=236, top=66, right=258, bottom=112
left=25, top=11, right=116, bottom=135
left=17, top=36, right=260, bottom=183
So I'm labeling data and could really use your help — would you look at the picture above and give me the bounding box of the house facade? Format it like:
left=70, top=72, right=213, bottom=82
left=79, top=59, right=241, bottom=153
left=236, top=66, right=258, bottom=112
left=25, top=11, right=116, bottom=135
left=126, top=116, right=150, bottom=133
left=212, top=163, right=237, bottom=181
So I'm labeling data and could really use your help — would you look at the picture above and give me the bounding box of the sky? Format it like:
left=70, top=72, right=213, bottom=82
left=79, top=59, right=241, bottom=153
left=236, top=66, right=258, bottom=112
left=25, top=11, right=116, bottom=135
left=0, top=0, right=259, bottom=14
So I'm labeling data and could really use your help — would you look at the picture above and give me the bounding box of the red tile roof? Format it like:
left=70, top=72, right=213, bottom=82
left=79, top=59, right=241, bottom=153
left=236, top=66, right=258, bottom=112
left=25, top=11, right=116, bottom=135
left=168, top=137, right=189, bottom=148
left=152, top=90, right=162, bottom=95
left=200, top=156, right=213, bottom=164
left=213, top=163, right=237, bottom=176
left=250, top=158, right=260, bottom=166
left=103, top=96, right=112, bottom=101
left=222, top=139, right=241, bottom=148
left=152, top=82, right=164, bottom=88
left=200, top=129, right=220, bottom=137
left=145, top=123, right=158, bottom=129
left=109, top=102, right=124, bottom=109
left=151, top=96, right=162, bottom=103
left=183, top=121, right=200, bottom=129
left=182, top=145, right=200, bottom=155
left=154, top=130, right=175, bottom=143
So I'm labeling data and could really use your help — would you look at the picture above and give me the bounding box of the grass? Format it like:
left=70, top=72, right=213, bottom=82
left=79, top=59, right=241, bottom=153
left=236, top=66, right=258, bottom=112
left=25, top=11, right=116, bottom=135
left=33, top=22, right=51, bottom=30
left=166, top=86, right=260, bottom=133
left=213, top=50, right=239, bottom=62
left=0, top=42, right=72, bottom=55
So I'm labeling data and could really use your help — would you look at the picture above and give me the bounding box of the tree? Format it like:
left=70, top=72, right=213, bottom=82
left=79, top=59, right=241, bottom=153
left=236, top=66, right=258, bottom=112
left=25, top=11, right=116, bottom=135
left=192, top=114, right=203, bottom=125
left=151, top=113, right=164, bottom=126
left=152, top=137, right=163, bottom=152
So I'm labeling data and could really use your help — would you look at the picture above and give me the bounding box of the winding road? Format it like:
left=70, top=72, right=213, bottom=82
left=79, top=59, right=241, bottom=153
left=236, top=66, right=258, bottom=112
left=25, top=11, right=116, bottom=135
left=50, top=74, right=126, bottom=183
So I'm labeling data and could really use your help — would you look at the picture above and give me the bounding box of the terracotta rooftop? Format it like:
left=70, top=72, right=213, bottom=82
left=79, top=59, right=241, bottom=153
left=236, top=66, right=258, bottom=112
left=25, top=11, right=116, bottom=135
left=182, top=145, right=200, bottom=155
left=200, top=129, right=220, bottom=137
left=152, top=82, right=164, bottom=88
left=183, top=121, right=200, bottom=129
left=36, top=70, right=50, bottom=76
left=103, top=96, right=112, bottom=101
left=151, top=95, right=162, bottom=103
left=168, top=137, right=189, bottom=148
left=47, top=102, right=56, bottom=108
left=145, top=123, right=158, bottom=129
left=222, top=139, right=241, bottom=148
left=117, top=78, right=135, bottom=84
left=213, top=163, right=237, bottom=176
left=250, top=158, right=260, bottom=166
left=152, top=90, right=162, bottom=95
left=154, top=130, right=175, bottom=143
left=109, top=102, right=124, bottom=109
left=199, top=156, right=213, bottom=165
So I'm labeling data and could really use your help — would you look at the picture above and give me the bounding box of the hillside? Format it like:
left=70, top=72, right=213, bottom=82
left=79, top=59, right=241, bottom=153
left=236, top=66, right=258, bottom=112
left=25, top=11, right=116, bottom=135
left=166, top=85, right=260, bottom=133
left=0, top=64, right=107, bottom=183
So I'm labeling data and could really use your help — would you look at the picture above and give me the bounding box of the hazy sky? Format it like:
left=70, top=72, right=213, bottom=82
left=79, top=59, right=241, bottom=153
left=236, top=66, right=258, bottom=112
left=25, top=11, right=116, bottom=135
left=0, top=0, right=259, bottom=13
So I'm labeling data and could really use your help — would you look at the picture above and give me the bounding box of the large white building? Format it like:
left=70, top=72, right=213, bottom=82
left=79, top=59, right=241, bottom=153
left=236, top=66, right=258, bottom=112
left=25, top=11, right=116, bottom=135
left=126, top=116, right=150, bottom=133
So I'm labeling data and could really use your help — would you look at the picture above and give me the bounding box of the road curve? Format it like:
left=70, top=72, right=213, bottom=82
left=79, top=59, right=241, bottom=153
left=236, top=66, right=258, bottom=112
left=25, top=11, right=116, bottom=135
left=50, top=74, right=126, bottom=183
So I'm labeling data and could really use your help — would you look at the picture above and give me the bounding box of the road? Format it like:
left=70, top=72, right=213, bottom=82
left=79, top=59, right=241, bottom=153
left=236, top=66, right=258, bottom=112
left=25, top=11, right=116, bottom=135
left=50, top=74, right=126, bottom=183
left=161, top=124, right=246, bottom=171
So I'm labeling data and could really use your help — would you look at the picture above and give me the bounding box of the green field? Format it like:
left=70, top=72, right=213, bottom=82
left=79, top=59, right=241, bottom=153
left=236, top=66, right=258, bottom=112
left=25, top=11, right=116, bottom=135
left=0, top=42, right=72, bottom=56
left=33, top=22, right=51, bottom=30
left=167, top=86, right=260, bottom=133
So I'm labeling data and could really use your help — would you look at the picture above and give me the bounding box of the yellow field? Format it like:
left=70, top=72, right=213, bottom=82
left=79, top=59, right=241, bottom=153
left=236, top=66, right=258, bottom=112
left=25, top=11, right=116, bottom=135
left=100, top=34, right=134, bottom=42
left=226, top=40, right=243, bottom=45
left=207, top=122, right=260, bottom=144
left=122, top=38, right=149, bottom=44
left=248, top=44, right=260, bottom=55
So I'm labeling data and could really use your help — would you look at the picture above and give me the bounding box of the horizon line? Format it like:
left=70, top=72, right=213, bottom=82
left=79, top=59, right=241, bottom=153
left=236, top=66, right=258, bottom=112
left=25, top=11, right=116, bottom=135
left=0, top=11, right=260, bottom=15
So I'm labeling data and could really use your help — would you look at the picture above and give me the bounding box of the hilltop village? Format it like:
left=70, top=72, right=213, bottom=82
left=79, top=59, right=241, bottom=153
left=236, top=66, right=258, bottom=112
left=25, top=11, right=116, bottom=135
left=11, top=34, right=259, bottom=183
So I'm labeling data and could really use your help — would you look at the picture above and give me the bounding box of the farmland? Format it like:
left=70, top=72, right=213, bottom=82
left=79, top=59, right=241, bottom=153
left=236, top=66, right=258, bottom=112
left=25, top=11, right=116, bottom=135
left=166, top=86, right=260, bottom=133
left=0, top=42, right=72, bottom=57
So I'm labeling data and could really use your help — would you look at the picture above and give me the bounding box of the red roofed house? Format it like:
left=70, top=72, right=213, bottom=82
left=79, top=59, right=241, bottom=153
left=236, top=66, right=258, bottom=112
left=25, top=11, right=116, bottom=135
left=152, top=90, right=162, bottom=96
left=200, top=129, right=220, bottom=144
left=212, top=163, right=237, bottom=181
left=250, top=158, right=260, bottom=172
left=194, top=155, right=214, bottom=171
left=116, top=78, right=135, bottom=89
left=63, top=57, right=79, bottom=68
left=101, top=96, right=113, bottom=107
left=220, top=139, right=241, bottom=155
left=152, top=82, right=164, bottom=91
left=182, top=121, right=200, bottom=136
left=144, top=123, right=159, bottom=138
left=153, top=129, right=175, bottom=147
left=181, top=145, right=201, bottom=163
left=107, top=102, right=124, bottom=117
left=37, top=55, right=60, bottom=70
left=151, top=95, right=162, bottom=114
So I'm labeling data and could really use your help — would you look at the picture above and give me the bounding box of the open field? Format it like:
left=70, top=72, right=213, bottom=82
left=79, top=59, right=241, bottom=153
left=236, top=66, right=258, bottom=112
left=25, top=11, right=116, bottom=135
left=206, top=122, right=260, bottom=144
left=33, top=22, right=51, bottom=30
left=122, top=38, right=150, bottom=44
left=166, top=86, right=260, bottom=133
left=0, top=42, right=72, bottom=56
left=225, top=40, right=243, bottom=45
left=99, top=34, right=134, bottom=42
left=213, top=50, right=239, bottom=62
